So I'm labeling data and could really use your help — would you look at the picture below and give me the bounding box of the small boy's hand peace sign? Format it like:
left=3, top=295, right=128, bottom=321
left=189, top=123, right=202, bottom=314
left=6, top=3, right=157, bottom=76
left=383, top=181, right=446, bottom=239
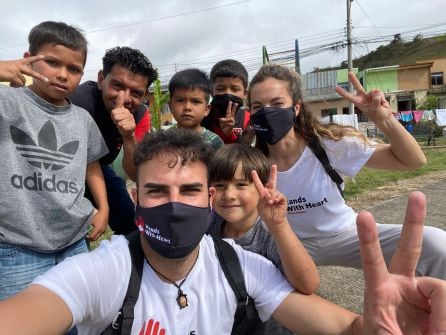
left=218, top=100, right=237, bottom=136
left=0, top=55, right=49, bottom=87
left=251, top=164, right=288, bottom=228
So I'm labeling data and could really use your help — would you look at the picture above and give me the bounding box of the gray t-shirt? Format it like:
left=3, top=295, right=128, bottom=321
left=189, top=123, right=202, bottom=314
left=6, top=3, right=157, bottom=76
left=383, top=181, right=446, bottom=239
left=0, top=86, right=108, bottom=251
left=208, top=215, right=295, bottom=335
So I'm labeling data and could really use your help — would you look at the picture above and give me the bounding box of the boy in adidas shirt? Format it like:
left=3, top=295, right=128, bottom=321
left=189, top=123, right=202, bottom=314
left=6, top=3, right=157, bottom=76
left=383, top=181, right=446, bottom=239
left=0, top=21, right=108, bottom=300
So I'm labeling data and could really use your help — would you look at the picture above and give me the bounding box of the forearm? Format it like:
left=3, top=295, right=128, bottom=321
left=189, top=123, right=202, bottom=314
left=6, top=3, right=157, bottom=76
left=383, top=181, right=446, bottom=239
left=122, top=135, right=137, bottom=181
left=268, top=221, right=320, bottom=294
left=86, top=162, right=109, bottom=212
left=0, top=285, right=73, bottom=335
left=273, top=291, right=361, bottom=334
left=373, top=113, right=426, bottom=169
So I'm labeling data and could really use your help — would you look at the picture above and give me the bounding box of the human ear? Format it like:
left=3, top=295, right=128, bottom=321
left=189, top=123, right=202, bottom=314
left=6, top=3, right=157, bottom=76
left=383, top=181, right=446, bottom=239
left=209, top=187, right=216, bottom=210
left=204, top=103, right=211, bottom=117
left=131, top=187, right=138, bottom=207
left=97, top=70, right=105, bottom=89
left=23, top=52, right=32, bottom=59
left=294, top=100, right=302, bottom=117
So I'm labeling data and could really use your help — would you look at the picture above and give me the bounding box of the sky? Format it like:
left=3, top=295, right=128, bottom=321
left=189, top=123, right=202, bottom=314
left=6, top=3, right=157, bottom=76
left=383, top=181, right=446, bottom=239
left=1, top=0, right=445, bottom=85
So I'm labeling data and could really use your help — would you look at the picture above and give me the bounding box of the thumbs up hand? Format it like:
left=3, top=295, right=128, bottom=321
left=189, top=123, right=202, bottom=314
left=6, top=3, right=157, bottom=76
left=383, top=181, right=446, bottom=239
left=111, top=91, right=136, bottom=139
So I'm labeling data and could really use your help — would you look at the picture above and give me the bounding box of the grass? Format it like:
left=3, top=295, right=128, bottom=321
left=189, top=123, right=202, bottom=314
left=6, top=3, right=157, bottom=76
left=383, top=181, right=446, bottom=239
left=344, top=146, right=446, bottom=199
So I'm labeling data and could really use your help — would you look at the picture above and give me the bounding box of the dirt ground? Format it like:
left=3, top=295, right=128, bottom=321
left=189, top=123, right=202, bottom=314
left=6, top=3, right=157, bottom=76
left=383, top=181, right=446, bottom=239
left=317, top=170, right=446, bottom=313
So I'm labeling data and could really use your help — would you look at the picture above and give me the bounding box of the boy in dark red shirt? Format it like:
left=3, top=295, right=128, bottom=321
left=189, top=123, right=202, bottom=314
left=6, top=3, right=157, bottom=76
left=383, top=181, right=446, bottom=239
left=202, top=59, right=251, bottom=143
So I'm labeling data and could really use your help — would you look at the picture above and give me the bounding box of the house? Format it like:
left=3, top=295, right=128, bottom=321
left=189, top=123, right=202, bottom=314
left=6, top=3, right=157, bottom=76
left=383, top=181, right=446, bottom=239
left=303, top=57, right=446, bottom=121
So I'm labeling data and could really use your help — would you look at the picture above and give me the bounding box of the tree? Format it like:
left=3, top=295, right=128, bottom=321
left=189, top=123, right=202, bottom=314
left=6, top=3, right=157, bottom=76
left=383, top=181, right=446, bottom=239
left=417, top=95, right=438, bottom=111
left=150, top=78, right=170, bottom=131
left=417, top=95, right=440, bottom=145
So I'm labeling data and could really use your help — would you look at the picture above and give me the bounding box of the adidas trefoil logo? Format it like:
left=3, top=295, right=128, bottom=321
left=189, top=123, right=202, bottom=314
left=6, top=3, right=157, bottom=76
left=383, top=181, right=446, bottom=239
left=10, top=121, right=79, bottom=170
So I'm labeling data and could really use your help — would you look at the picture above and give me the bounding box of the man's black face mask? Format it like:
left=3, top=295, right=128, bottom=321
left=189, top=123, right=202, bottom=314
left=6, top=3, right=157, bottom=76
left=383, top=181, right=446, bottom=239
left=135, top=202, right=211, bottom=259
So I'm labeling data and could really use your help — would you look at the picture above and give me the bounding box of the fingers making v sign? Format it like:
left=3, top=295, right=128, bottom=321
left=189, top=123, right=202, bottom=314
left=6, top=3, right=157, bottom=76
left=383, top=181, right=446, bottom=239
left=251, top=165, right=288, bottom=228
left=335, top=71, right=393, bottom=125
left=0, top=55, right=49, bottom=87
left=358, top=191, right=446, bottom=335
left=218, top=100, right=237, bottom=136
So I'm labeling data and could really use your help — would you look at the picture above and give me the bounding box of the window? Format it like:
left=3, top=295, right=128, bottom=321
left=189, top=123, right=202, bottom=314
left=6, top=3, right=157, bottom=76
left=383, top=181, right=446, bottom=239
left=337, top=82, right=349, bottom=91
left=321, top=108, right=337, bottom=117
left=431, top=72, right=444, bottom=86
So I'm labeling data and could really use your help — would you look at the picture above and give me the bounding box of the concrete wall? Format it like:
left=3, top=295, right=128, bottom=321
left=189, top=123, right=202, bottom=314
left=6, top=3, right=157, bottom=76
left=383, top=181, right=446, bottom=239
left=361, top=68, right=398, bottom=92
left=398, top=66, right=431, bottom=91
left=423, top=58, right=446, bottom=73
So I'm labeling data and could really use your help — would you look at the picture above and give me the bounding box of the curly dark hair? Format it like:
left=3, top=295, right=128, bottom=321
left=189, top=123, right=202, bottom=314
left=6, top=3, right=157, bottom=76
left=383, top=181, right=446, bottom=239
left=102, top=46, right=158, bottom=87
left=134, top=127, right=214, bottom=182
left=28, top=21, right=88, bottom=65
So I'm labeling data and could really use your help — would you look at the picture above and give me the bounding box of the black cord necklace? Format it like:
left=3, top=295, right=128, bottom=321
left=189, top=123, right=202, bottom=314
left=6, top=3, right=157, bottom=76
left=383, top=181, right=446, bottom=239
left=146, top=252, right=199, bottom=310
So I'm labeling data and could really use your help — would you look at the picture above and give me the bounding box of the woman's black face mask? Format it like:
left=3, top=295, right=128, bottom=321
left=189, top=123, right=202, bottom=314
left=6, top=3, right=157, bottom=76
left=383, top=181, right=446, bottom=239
left=250, top=106, right=295, bottom=144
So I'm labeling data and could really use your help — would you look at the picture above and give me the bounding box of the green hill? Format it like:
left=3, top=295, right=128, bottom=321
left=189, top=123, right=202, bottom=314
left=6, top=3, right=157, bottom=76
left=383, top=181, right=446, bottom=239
left=352, top=34, right=446, bottom=70
left=314, top=34, right=446, bottom=72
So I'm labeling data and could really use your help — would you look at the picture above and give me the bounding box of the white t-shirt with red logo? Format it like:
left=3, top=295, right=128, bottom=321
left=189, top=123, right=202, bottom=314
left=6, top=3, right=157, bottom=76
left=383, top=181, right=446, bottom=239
left=277, top=137, right=375, bottom=238
left=33, top=234, right=293, bottom=334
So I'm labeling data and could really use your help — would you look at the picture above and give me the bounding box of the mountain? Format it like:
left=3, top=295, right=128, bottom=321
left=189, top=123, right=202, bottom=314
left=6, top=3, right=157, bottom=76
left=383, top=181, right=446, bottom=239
left=352, top=34, right=446, bottom=70
left=314, top=34, right=446, bottom=72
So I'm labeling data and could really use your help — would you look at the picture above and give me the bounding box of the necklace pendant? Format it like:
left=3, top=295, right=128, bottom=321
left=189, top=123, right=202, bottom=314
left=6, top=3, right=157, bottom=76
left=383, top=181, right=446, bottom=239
left=176, top=289, right=188, bottom=309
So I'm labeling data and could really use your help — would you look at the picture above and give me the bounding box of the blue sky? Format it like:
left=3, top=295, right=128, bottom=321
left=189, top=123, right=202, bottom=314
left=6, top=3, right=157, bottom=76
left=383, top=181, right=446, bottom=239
left=1, top=0, right=445, bottom=84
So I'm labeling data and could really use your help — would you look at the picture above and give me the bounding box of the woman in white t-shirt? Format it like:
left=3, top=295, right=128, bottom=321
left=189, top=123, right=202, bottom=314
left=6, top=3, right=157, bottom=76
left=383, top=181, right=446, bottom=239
left=248, top=63, right=446, bottom=279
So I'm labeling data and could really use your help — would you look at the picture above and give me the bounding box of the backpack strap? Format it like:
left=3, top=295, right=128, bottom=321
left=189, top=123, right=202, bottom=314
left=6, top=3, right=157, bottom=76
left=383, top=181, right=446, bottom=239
left=101, top=231, right=144, bottom=335
left=212, top=237, right=259, bottom=334
left=307, top=137, right=345, bottom=198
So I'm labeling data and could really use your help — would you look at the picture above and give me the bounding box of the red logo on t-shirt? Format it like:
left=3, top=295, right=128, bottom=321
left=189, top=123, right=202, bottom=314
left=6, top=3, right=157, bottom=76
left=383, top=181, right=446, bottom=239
left=139, top=319, right=166, bottom=335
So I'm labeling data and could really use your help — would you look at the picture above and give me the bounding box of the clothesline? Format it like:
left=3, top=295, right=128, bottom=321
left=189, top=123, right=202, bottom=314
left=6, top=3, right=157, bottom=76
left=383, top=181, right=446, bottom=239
left=393, top=109, right=446, bottom=126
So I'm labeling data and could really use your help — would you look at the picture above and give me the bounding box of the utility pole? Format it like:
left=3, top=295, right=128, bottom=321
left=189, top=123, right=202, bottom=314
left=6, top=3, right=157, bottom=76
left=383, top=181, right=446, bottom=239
left=295, top=39, right=300, bottom=74
left=347, top=0, right=354, bottom=114
left=262, top=46, right=270, bottom=64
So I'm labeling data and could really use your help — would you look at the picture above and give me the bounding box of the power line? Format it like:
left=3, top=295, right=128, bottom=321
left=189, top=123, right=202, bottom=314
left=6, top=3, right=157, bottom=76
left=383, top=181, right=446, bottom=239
left=0, top=0, right=252, bottom=51
left=354, top=0, right=384, bottom=39
left=86, top=0, right=252, bottom=34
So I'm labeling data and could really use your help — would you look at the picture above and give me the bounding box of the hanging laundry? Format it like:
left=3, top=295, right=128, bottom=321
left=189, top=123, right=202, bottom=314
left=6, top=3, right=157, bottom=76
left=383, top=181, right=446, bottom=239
left=400, top=111, right=413, bottom=122
left=422, top=110, right=435, bottom=121
left=393, top=112, right=401, bottom=121
left=412, top=110, right=424, bottom=123
left=435, top=109, right=446, bottom=126
left=319, top=115, right=331, bottom=124
left=405, top=123, right=414, bottom=133
left=332, top=114, right=359, bottom=129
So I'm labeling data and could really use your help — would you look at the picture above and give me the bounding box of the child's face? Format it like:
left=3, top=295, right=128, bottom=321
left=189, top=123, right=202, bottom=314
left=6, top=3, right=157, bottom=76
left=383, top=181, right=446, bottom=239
left=26, top=44, right=84, bottom=106
left=211, top=163, right=259, bottom=228
left=249, top=78, right=294, bottom=114
left=169, top=88, right=210, bottom=131
left=212, top=77, right=246, bottom=100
